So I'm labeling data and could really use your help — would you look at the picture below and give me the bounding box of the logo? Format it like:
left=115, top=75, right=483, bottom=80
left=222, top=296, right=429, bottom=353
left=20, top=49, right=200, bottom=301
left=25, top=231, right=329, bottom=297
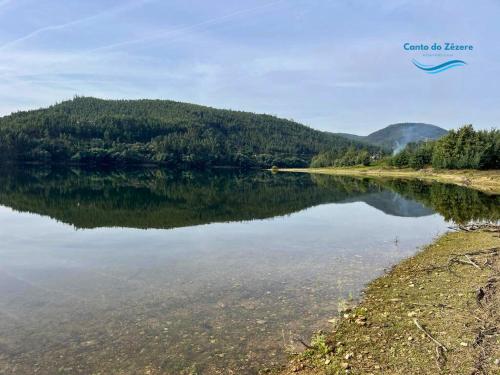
left=403, top=42, right=473, bottom=74
left=411, top=59, right=467, bottom=74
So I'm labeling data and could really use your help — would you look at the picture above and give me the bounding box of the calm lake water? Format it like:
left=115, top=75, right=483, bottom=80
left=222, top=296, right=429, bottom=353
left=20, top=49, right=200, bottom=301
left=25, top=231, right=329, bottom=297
left=0, top=168, right=498, bottom=374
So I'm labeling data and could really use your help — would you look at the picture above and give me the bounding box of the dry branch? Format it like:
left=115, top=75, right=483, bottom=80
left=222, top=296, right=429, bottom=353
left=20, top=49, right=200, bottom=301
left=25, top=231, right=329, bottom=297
left=464, top=255, right=481, bottom=269
left=413, top=319, right=448, bottom=352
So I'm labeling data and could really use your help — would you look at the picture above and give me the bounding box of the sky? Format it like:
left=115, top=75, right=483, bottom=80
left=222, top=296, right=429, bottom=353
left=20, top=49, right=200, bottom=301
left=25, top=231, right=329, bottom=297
left=0, top=0, right=499, bottom=134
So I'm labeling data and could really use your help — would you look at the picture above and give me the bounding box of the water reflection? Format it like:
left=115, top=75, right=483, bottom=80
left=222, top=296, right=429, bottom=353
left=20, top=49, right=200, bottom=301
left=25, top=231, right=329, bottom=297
left=0, top=167, right=497, bottom=374
left=0, top=167, right=497, bottom=228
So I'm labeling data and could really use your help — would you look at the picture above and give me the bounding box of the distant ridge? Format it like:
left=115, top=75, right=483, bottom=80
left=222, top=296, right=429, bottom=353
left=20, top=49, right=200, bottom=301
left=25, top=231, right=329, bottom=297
left=335, top=123, right=448, bottom=152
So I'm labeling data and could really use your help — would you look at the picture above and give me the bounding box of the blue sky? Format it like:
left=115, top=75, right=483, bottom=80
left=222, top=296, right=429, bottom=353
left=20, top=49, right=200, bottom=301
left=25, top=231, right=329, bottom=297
left=0, top=0, right=498, bottom=134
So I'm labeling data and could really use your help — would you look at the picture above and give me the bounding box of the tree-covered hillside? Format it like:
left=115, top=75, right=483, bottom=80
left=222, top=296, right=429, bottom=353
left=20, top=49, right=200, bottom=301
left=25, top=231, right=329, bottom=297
left=0, top=97, right=379, bottom=168
left=335, top=123, right=447, bottom=152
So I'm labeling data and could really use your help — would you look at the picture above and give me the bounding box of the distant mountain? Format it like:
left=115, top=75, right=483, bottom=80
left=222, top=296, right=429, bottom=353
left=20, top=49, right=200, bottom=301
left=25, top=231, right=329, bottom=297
left=335, top=123, right=448, bottom=152
left=341, top=190, right=434, bottom=217
left=0, top=97, right=380, bottom=168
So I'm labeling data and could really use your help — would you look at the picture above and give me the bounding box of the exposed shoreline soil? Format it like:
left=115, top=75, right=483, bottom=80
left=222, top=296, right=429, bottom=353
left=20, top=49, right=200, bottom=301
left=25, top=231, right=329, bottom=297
left=275, top=167, right=500, bottom=195
left=273, top=225, right=500, bottom=375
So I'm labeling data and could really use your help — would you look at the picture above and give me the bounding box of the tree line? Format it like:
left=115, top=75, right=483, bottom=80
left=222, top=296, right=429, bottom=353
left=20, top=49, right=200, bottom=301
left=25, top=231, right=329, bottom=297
left=310, top=148, right=385, bottom=167
left=389, top=125, right=499, bottom=169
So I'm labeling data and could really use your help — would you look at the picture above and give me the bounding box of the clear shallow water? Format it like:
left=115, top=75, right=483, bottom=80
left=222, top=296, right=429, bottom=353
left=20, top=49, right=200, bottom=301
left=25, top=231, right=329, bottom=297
left=0, top=168, right=498, bottom=374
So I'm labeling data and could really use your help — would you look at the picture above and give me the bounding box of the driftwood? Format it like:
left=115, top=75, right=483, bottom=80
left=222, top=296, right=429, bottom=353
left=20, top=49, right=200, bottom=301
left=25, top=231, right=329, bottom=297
left=419, top=248, right=499, bottom=275
left=453, top=223, right=500, bottom=232
left=447, top=248, right=499, bottom=272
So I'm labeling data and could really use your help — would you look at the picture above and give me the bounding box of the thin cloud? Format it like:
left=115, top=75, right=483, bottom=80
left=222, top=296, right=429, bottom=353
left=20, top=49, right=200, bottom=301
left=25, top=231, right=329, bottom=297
left=90, top=0, right=285, bottom=53
left=0, top=0, right=14, bottom=15
left=0, top=0, right=155, bottom=51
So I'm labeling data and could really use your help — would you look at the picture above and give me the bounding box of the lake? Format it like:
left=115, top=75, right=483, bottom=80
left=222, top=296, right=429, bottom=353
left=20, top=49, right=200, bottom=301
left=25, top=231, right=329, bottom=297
left=0, top=167, right=498, bottom=374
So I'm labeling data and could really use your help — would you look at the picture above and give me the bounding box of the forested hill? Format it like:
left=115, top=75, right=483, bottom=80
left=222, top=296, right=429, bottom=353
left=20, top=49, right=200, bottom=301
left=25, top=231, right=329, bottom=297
left=335, top=123, right=447, bottom=152
left=0, top=97, right=379, bottom=168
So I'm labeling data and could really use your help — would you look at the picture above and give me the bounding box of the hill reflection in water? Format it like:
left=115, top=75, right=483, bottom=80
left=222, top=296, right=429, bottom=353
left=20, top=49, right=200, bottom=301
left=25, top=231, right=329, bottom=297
left=0, top=167, right=497, bottom=228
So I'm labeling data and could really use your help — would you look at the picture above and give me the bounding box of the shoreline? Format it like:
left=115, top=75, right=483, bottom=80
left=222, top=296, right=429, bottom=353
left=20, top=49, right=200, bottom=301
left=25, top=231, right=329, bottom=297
left=274, top=167, right=500, bottom=195
left=274, top=226, right=499, bottom=374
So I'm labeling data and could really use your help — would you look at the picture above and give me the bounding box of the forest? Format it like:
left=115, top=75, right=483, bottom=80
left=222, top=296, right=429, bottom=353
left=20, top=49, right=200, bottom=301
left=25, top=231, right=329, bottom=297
left=388, top=125, right=499, bottom=169
left=312, top=125, right=499, bottom=170
left=0, top=96, right=380, bottom=169
left=1, top=98, right=495, bottom=170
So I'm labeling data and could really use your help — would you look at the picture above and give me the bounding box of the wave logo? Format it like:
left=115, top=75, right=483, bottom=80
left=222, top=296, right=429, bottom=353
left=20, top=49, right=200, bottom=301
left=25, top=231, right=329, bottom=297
left=412, top=59, right=467, bottom=74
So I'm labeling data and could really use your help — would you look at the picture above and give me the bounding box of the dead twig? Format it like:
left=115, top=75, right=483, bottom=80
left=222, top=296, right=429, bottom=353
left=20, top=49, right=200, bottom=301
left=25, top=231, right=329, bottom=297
left=473, top=327, right=498, bottom=347
left=413, top=319, right=448, bottom=352
left=294, top=337, right=313, bottom=350
left=464, top=255, right=481, bottom=269
left=435, top=345, right=447, bottom=371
